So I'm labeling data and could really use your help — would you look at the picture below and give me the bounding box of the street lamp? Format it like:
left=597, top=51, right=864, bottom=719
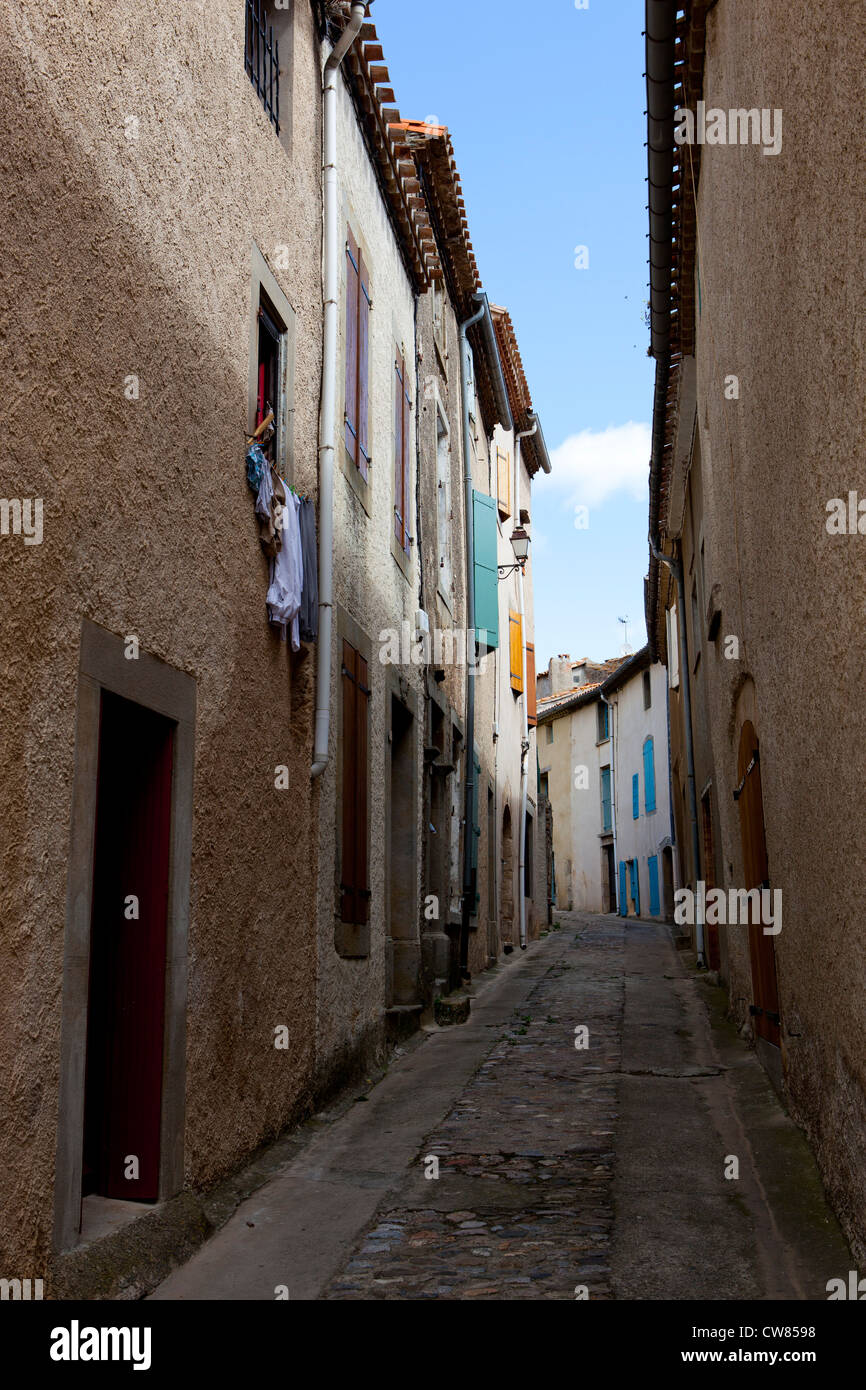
left=498, top=524, right=530, bottom=579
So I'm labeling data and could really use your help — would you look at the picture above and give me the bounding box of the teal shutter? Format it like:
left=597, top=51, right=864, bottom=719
left=643, top=737, right=656, bottom=812
left=600, top=767, right=612, bottom=832
left=473, top=490, right=499, bottom=650
left=632, top=773, right=639, bottom=820
left=648, top=855, right=660, bottom=916
left=618, top=862, right=627, bottom=917
left=629, top=859, right=640, bottom=915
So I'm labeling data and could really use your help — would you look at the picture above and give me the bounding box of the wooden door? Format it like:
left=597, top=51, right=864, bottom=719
left=83, top=691, right=174, bottom=1201
left=701, top=792, right=721, bottom=970
left=736, top=721, right=780, bottom=1046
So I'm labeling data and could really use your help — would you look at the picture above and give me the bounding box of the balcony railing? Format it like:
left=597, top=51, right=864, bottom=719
left=244, top=0, right=280, bottom=135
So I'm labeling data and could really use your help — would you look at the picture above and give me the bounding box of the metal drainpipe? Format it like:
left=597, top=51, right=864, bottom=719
left=458, top=292, right=512, bottom=977
left=311, top=1, right=366, bottom=778
left=600, top=688, right=618, bottom=913
left=514, top=421, right=536, bottom=950
left=649, top=534, right=705, bottom=967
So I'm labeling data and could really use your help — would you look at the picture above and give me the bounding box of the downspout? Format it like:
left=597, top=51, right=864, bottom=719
left=514, top=421, right=536, bottom=950
left=311, top=1, right=366, bottom=778
left=600, top=688, right=617, bottom=912
left=650, top=535, right=705, bottom=966
left=459, top=291, right=512, bottom=976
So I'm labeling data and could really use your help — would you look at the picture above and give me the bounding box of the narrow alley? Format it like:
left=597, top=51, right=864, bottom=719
left=149, top=917, right=849, bottom=1302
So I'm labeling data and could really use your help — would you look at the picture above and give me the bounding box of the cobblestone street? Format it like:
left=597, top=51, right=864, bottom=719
left=152, top=914, right=850, bottom=1302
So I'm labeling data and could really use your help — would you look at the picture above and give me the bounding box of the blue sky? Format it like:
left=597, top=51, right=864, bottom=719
left=373, top=0, right=653, bottom=668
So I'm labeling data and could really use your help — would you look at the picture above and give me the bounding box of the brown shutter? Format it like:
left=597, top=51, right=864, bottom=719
left=358, top=247, right=370, bottom=480
left=340, top=640, right=370, bottom=925
left=394, top=351, right=405, bottom=547
left=401, top=361, right=411, bottom=553
left=340, top=640, right=358, bottom=922
left=355, top=651, right=369, bottom=922
left=344, top=229, right=359, bottom=464
left=526, top=642, right=537, bottom=726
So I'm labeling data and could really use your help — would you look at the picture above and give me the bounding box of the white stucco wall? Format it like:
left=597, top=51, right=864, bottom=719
left=610, top=663, right=673, bottom=918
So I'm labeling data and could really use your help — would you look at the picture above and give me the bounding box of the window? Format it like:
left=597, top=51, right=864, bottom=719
left=539, top=772, right=549, bottom=800
left=643, top=670, right=652, bottom=710
left=256, top=291, right=284, bottom=468
left=433, top=278, right=447, bottom=362
left=600, top=766, right=612, bottom=833
left=244, top=0, right=282, bottom=135
left=472, top=490, right=498, bottom=649
left=394, top=347, right=411, bottom=553
left=497, top=447, right=512, bottom=519
left=597, top=701, right=609, bottom=742
left=340, top=640, right=370, bottom=925
left=546, top=723, right=554, bottom=745
left=666, top=603, right=680, bottom=689
left=643, top=736, right=656, bottom=813
left=509, top=611, right=523, bottom=693
left=526, top=643, right=537, bottom=726
left=345, top=226, right=370, bottom=480
left=436, top=409, right=452, bottom=599
left=632, top=772, right=640, bottom=820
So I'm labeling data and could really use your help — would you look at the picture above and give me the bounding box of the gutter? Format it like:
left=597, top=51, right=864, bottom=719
left=459, top=291, right=512, bottom=976
left=311, top=1, right=367, bottom=779
left=515, top=420, right=536, bottom=949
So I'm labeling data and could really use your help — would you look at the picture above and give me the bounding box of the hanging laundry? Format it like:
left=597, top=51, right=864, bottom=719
left=298, top=497, right=318, bottom=642
left=254, top=461, right=287, bottom=559
left=256, top=469, right=303, bottom=649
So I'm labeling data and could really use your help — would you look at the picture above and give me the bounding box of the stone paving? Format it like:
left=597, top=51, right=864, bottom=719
left=324, top=916, right=625, bottom=1299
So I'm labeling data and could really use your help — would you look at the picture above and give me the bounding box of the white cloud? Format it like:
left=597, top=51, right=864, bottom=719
left=549, top=421, right=651, bottom=508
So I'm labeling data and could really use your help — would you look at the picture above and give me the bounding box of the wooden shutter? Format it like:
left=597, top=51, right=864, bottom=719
left=394, top=349, right=410, bottom=551
left=525, top=642, right=537, bottom=725
left=344, top=229, right=359, bottom=465
left=618, top=861, right=627, bottom=917
left=632, top=772, right=639, bottom=819
left=497, top=447, right=511, bottom=518
left=358, top=246, right=370, bottom=480
left=473, top=490, right=499, bottom=649
left=648, top=855, right=660, bottom=916
left=509, top=611, right=523, bottom=692
left=340, top=640, right=370, bottom=924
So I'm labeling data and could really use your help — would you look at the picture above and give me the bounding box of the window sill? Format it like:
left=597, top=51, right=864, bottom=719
left=391, top=529, right=413, bottom=582
left=341, top=445, right=371, bottom=518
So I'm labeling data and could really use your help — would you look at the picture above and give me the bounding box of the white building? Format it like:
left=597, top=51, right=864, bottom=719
left=537, top=647, right=676, bottom=920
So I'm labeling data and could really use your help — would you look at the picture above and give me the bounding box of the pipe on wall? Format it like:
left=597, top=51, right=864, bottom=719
left=515, top=421, right=536, bottom=950
left=311, top=1, right=367, bottom=779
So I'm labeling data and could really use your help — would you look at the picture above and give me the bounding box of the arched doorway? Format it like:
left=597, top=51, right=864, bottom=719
left=736, top=720, right=780, bottom=1048
left=501, top=805, right=514, bottom=947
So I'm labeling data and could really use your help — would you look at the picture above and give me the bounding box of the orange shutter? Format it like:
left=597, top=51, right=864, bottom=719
left=509, top=611, right=523, bottom=693
left=526, top=642, right=537, bottom=725
left=497, top=447, right=511, bottom=519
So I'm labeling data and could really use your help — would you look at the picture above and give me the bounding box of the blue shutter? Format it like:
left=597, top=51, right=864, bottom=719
left=632, top=773, right=639, bottom=820
left=648, top=855, right=660, bottom=916
left=644, top=737, right=656, bottom=813
left=618, top=862, right=627, bottom=917
left=473, top=490, right=498, bottom=649
left=629, top=860, right=640, bottom=916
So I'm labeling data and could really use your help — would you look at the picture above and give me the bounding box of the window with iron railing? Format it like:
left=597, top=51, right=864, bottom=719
left=245, top=0, right=281, bottom=134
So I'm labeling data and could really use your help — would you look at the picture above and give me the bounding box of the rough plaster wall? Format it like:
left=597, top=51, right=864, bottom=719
left=0, top=1, right=325, bottom=1270
left=314, top=71, right=423, bottom=1077
left=568, top=702, right=606, bottom=913
left=694, top=0, right=866, bottom=1258
left=466, top=381, right=495, bottom=973
left=540, top=712, right=573, bottom=911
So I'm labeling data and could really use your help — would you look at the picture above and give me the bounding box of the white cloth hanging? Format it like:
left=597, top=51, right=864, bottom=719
left=255, top=470, right=304, bottom=650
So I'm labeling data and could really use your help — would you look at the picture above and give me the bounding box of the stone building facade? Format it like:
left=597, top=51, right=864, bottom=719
left=645, top=0, right=866, bottom=1260
left=0, top=2, right=554, bottom=1295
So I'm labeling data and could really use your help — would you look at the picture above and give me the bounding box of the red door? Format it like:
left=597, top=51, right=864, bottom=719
left=736, top=721, right=780, bottom=1047
left=83, top=691, right=174, bottom=1201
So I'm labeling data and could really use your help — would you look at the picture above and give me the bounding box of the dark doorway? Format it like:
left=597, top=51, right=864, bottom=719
left=736, top=721, right=780, bottom=1048
left=701, top=791, right=721, bottom=970
left=603, top=843, right=616, bottom=913
left=83, top=691, right=174, bottom=1202
left=662, top=846, right=675, bottom=923
left=388, top=697, right=417, bottom=1005
left=501, top=805, right=514, bottom=946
